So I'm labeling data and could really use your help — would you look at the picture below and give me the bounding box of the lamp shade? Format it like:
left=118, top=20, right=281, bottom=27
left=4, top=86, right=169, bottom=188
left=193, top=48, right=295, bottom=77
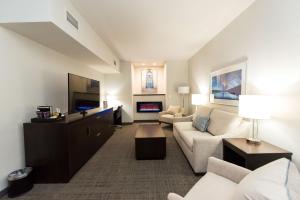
left=192, top=94, right=207, bottom=105
left=239, top=95, right=271, bottom=119
left=178, top=86, right=190, bottom=94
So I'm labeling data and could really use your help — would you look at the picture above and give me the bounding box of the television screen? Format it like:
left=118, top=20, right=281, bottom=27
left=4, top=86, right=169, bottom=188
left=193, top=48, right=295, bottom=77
left=68, top=73, right=100, bottom=114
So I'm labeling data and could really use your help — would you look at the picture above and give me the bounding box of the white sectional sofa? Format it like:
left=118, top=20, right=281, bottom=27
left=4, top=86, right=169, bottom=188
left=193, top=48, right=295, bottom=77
left=173, top=106, right=250, bottom=173
left=168, top=157, right=300, bottom=200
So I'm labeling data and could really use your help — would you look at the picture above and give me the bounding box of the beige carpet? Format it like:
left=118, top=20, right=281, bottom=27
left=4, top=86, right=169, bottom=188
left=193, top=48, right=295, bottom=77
left=2, top=124, right=199, bottom=200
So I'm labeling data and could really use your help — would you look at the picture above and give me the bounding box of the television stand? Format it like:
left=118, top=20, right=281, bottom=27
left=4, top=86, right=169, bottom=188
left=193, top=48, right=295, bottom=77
left=80, top=110, right=88, bottom=117
left=23, top=108, right=114, bottom=183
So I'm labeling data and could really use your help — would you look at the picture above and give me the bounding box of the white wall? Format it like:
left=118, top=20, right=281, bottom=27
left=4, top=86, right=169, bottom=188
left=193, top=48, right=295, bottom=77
left=0, top=27, right=105, bottom=191
left=0, top=0, right=120, bottom=71
left=189, top=0, right=300, bottom=166
left=166, top=61, right=190, bottom=113
left=104, top=61, right=133, bottom=123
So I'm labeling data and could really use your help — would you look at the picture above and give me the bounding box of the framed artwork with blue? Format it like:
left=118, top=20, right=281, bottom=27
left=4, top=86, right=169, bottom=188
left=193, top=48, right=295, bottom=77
left=141, top=69, right=158, bottom=94
left=210, top=62, right=247, bottom=106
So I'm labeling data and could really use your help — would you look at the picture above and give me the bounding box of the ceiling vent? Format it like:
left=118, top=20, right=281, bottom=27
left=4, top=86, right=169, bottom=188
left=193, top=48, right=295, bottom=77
left=66, top=11, right=78, bottom=30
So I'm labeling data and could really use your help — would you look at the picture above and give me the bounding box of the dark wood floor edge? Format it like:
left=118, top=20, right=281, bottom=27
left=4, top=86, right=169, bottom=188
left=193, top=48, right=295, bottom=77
left=122, top=122, right=133, bottom=125
left=134, top=120, right=159, bottom=123
left=0, top=187, right=8, bottom=198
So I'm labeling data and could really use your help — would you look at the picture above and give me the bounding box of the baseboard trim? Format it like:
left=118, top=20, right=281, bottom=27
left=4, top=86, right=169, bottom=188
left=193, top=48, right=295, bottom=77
left=0, top=187, right=8, bottom=198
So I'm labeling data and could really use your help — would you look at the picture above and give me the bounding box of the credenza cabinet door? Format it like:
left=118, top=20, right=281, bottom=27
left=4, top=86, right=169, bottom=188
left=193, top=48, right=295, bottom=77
left=67, top=120, right=90, bottom=176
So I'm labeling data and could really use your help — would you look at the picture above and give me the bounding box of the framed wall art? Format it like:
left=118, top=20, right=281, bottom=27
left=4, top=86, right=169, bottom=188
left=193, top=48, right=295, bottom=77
left=210, top=62, right=247, bottom=106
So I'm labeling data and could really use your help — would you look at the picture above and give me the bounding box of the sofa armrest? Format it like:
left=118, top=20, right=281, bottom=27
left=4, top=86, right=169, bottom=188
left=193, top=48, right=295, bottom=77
left=207, top=157, right=251, bottom=183
left=191, top=135, right=223, bottom=172
left=167, top=193, right=184, bottom=200
left=173, top=115, right=193, bottom=123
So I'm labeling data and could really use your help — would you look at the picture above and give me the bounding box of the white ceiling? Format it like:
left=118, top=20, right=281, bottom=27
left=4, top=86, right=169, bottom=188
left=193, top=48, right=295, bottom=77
left=72, top=0, right=254, bottom=62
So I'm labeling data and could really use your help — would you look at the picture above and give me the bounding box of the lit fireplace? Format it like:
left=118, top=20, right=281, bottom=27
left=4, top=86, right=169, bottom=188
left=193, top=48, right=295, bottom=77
left=137, top=102, right=163, bottom=113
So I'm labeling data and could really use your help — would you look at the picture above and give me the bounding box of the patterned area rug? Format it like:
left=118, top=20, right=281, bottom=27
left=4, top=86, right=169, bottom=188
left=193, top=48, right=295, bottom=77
left=2, top=124, right=199, bottom=200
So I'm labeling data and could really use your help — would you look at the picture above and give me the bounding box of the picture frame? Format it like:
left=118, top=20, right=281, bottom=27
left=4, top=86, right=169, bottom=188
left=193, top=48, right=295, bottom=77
left=141, top=69, right=158, bottom=94
left=210, top=62, right=247, bottom=106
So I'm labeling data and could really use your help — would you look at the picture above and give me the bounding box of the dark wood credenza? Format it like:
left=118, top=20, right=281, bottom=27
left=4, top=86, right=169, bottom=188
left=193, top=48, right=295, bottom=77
left=23, top=108, right=114, bottom=183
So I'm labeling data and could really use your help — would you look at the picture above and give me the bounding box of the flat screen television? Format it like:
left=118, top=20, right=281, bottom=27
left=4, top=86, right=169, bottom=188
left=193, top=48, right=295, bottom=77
left=68, top=73, right=100, bottom=114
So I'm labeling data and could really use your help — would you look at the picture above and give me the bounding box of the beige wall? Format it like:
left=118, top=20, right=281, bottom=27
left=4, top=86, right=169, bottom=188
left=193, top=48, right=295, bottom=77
left=189, top=0, right=300, bottom=166
left=0, top=27, right=105, bottom=190
left=166, top=61, right=190, bottom=113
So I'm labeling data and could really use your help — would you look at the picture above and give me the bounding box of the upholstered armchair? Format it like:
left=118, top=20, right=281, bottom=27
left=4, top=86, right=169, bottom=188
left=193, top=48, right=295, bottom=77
left=159, top=105, right=192, bottom=125
left=168, top=157, right=300, bottom=200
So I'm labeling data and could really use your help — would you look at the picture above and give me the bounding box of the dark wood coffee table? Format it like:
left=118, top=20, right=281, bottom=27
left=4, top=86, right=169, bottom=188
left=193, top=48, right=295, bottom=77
left=135, top=124, right=166, bottom=160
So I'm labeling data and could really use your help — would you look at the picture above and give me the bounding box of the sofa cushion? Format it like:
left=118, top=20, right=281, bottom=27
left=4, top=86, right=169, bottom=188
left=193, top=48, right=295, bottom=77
left=178, top=130, right=212, bottom=152
left=174, top=122, right=213, bottom=151
left=167, top=105, right=181, bottom=115
left=233, top=158, right=300, bottom=200
left=174, top=122, right=197, bottom=132
left=192, top=115, right=209, bottom=132
left=192, top=106, right=212, bottom=121
left=185, top=172, right=237, bottom=200
left=207, top=109, right=242, bottom=136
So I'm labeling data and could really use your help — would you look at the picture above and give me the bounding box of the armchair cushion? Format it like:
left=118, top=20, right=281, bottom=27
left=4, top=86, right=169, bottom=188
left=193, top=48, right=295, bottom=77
left=167, top=105, right=181, bottom=115
left=207, top=109, right=242, bottom=136
left=168, top=193, right=184, bottom=200
left=173, top=115, right=193, bottom=123
left=207, top=157, right=251, bottom=183
left=185, top=172, right=237, bottom=200
left=159, top=114, right=175, bottom=124
left=233, top=158, right=300, bottom=200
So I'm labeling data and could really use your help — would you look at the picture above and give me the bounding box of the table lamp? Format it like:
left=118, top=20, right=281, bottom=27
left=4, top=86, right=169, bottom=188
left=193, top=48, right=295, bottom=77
left=192, top=94, right=207, bottom=111
left=239, top=95, right=271, bottom=143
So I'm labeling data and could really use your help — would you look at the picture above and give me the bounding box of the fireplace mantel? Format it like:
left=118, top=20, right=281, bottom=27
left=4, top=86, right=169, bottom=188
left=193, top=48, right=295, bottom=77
left=133, top=95, right=166, bottom=120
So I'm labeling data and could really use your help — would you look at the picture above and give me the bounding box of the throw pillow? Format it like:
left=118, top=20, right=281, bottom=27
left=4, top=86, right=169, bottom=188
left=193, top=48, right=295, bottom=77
left=192, top=114, right=209, bottom=132
left=192, top=106, right=212, bottom=121
left=167, top=105, right=181, bottom=115
left=207, top=109, right=242, bottom=136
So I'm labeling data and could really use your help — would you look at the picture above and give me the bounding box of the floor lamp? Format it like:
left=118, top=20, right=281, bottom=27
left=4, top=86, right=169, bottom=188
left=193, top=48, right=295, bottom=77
left=178, top=86, right=190, bottom=113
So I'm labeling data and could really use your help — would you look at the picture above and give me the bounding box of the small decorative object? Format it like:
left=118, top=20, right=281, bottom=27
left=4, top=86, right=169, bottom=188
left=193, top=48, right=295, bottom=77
left=239, top=95, right=271, bottom=143
left=103, top=100, right=108, bottom=109
left=36, top=106, right=52, bottom=119
left=210, top=62, right=246, bottom=106
left=178, top=86, right=190, bottom=113
left=32, top=106, right=65, bottom=122
left=141, top=69, right=158, bottom=94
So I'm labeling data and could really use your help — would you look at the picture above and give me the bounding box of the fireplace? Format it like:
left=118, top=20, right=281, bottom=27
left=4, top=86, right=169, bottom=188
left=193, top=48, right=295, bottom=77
left=137, top=102, right=163, bottom=113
